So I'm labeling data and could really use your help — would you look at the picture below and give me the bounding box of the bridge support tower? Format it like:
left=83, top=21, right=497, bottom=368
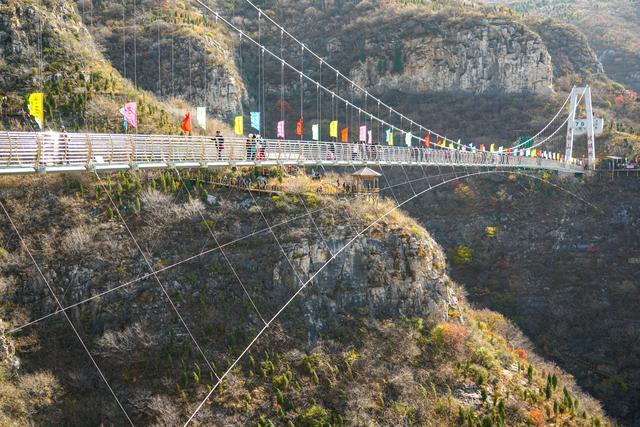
left=565, top=86, right=596, bottom=169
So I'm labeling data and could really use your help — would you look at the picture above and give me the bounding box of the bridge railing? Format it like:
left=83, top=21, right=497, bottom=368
left=0, top=132, right=584, bottom=173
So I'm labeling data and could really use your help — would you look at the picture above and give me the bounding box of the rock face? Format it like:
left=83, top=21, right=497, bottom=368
left=274, top=226, right=458, bottom=336
left=87, top=0, right=248, bottom=119
left=527, top=19, right=603, bottom=79
left=0, top=321, right=19, bottom=372
left=0, top=0, right=90, bottom=89
left=340, top=14, right=553, bottom=94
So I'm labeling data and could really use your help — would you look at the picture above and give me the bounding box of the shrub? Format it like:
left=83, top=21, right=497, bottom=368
left=430, top=323, right=468, bottom=355
left=485, top=226, right=497, bottom=237
left=472, top=347, right=498, bottom=370
left=454, top=183, right=475, bottom=199
left=452, top=246, right=474, bottom=266
left=528, top=408, right=545, bottom=426
left=514, top=348, right=527, bottom=361
left=61, top=225, right=93, bottom=257
left=611, top=82, right=625, bottom=92
left=0, top=248, right=8, bottom=259
left=298, top=404, right=330, bottom=427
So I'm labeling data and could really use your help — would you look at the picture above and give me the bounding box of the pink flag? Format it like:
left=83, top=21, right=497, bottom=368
left=368, top=130, right=372, bottom=144
left=277, top=120, right=285, bottom=139
left=124, top=102, right=137, bottom=128
left=359, top=125, right=367, bottom=142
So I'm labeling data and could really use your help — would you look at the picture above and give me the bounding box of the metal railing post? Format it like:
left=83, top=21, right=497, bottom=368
left=85, top=133, right=93, bottom=168
left=34, top=133, right=43, bottom=167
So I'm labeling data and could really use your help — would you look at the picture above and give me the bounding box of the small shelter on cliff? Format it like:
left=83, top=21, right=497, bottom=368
left=351, top=167, right=381, bottom=195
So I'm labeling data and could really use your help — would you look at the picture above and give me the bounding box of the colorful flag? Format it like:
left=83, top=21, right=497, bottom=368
left=277, top=120, right=285, bottom=139
left=341, top=128, right=348, bottom=143
left=424, top=134, right=431, bottom=149
left=329, top=120, right=338, bottom=138
left=490, top=144, right=495, bottom=153
left=250, top=112, right=261, bottom=132
left=312, top=124, right=319, bottom=141
left=234, top=115, right=243, bottom=136
left=368, top=130, right=372, bottom=144
left=449, top=143, right=454, bottom=150
left=498, top=146, right=504, bottom=153
left=480, top=144, right=485, bottom=152
left=196, top=107, right=207, bottom=130
left=181, top=112, right=192, bottom=133
left=28, top=92, right=44, bottom=128
left=405, top=132, right=412, bottom=147
left=123, top=102, right=137, bottom=128
left=296, top=117, right=304, bottom=137
left=386, top=128, right=393, bottom=145
left=359, top=125, right=367, bottom=142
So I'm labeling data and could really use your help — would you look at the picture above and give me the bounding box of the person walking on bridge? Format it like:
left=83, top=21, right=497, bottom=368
left=214, top=130, right=224, bottom=160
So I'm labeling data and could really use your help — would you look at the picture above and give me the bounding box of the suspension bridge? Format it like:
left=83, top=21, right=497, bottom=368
left=0, top=0, right=605, bottom=425
left=0, top=132, right=587, bottom=175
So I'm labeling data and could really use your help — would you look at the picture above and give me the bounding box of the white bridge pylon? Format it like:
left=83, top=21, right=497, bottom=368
left=566, top=86, right=596, bottom=169
left=0, top=132, right=585, bottom=175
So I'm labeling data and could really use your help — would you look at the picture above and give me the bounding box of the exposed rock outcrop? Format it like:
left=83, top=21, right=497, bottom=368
left=527, top=19, right=603, bottom=78
left=345, top=14, right=553, bottom=94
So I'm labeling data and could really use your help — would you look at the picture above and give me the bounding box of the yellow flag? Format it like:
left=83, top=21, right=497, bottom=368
left=28, top=93, right=44, bottom=127
left=490, top=144, right=495, bottom=153
left=449, top=143, right=454, bottom=149
left=234, top=116, right=243, bottom=136
left=329, top=120, right=338, bottom=138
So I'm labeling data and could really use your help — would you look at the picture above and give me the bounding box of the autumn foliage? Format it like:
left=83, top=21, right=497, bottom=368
left=430, top=323, right=468, bottom=354
left=515, top=348, right=527, bottom=361
left=529, top=408, right=545, bottom=426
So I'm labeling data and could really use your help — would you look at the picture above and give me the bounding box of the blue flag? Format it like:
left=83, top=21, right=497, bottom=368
left=250, top=112, right=261, bottom=132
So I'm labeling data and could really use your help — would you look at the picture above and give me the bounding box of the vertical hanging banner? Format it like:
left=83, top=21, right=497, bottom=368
left=181, top=112, right=192, bottom=133
left=196, top=107, right=207, bottom=130
left=359, top=125, right=367, bottom=142
left=490, top=144, right=495, bottom=153
left=424, top=134, right=431, bottom=149
left=386, top=129, right=394, bottom=146
left=368, top=130, right=373, bottom=144
left=250, top=112, right=261, bottom=132
left=234, top=115, right=243, bottom=136
left=479, top=144, right=485, bottom=152
left=296, top=117, right=304, bottom=137
left=329, top=120, right=338, bottom=138
left=405, top=132, right=412, bottom=147
left=312, top=124, right=319, bottom=141
left=28, top=92, right=44, bottom=129
left=124, top=102, right=137, bottom=128
left=277, top=120, right=285, bottom=139
left=449, top=142, right=454, bottom=150
left=341, top=128, right=348, bottom=143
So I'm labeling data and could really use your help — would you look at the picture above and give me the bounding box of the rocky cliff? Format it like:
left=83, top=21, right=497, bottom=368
left=388, top=168, right=640, bottom=425
left=345, top=13, right=553, bottom=95
left=85, top=0, right=247, bottom=120
left=0, top=171, right=609, bottom=425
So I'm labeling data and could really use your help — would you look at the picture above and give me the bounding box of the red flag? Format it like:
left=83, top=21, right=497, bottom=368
left=424, top=134, right=431, bottom=149
left=506, top=147, right=511, bottom=156
left=480, top=144, right=485, bottom=152
left=296, top=117, right=303, bottom=137
left=181, top=112, right=191, bottom=133
left=341, top=128, right=348, bottom=143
